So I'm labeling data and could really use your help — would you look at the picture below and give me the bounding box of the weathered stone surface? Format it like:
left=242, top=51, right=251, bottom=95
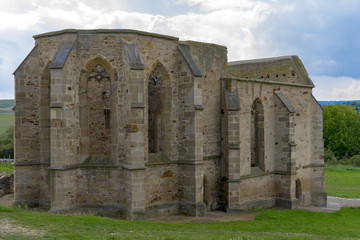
left=0, top=173, right=14, bottom=197
left=13, top=29, right=326, bottom=219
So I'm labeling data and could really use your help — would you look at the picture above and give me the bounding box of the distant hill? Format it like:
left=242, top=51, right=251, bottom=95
left=319, top=100, right=360, bottom=113
left=0, top=99, right=14, bottom=114
left=318, top=100, right=360, bottom=105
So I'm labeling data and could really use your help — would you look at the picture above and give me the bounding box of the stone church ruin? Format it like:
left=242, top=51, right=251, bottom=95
left=13, top=29, right=327, bottom=220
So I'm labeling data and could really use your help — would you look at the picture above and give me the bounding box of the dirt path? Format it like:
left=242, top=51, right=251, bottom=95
left=0, top=194, right=47, bottom=239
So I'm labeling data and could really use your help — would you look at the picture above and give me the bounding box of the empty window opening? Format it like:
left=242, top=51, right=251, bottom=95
left=148, top=73, right=162, bottom=153
left=148, top=62, right=171, bottom=155
left=251, top=99, right=265, bottom=169
left=296, top=179, right=302, bottom=206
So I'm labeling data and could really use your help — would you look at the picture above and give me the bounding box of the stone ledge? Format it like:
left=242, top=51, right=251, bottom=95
left=49, top=103, right=63, bottom=108
left=49, top=163, right=119, bottom=171
left=13, top=161, right=50, bottom=166
left=131, top=102, right=145, bottom=108
left=119, top=163, right=146, bottom=170
left=146, top=153, right=171, bottom=166
left=176, top=160, right=204, bottom=165
left=194, top=105, right=203, bottom=110
left=240, top=167, right=270, bottom=179
left=273, top=171, right=297, bottom=175
left=303, top=163, right=325, bottom=168
left=228, top=144, right=240, bottom=149
left=203, top=155, right=221, bottom=161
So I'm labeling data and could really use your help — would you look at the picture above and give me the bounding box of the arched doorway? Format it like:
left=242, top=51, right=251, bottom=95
left=251, top=98, right=265, bottom=170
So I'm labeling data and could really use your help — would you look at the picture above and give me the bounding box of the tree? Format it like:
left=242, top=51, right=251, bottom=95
left=0, top=126, right=14, bottom=159
left=323, top=104, right=360, bottom=159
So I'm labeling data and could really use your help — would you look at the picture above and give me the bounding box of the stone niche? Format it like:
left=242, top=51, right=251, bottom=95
left=13, top=29, right=326, bottom=220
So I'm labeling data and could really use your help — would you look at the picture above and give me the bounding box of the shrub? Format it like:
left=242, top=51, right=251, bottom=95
left=324, top=148, right=337, bottom=163
left=0, top=126, right=14, bottom=159
left=349, top=155, right=360, bottom=167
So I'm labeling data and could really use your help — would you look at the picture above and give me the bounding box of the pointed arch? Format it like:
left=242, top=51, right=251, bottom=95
left=79, top=56, right=118, bottom=162
left=147, top=61, right=172, bottom=156
left=251, top=98, right=265, bottom=170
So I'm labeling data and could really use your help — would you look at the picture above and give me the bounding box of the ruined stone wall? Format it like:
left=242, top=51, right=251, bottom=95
left=185, top=43, right=227, bottom=158
left=239, top=175, right=276, bottom=208
left=14, top=29, right=326, bottom=217
left=14, top=43, right=50, bottom=205
left=76, top=168, right=124, bottom=207
left=223, top=56, right=325, bottom=208
left=144, top=164, right=179, bottom=216
left=203, top=158, right=222, bottom=210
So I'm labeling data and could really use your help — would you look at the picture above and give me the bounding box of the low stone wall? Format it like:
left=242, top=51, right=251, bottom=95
left=0, top=173, right=14, bottom=197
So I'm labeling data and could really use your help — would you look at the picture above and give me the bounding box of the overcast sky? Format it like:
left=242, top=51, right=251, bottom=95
left=1, top=0, right=360, bottom=100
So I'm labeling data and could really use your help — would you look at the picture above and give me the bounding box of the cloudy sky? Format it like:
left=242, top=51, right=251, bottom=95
left=1, top=0, right=360, bottom=100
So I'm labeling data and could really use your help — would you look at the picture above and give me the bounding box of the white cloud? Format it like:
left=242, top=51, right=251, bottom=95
left=0, top=0, right=360, bottom=100
left=312, top=76, right=360, bottom=101
left=332, top=79, right=360, bottom=101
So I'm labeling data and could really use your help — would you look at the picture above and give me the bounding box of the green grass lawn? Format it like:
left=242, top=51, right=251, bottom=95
left=0, top=114, right=14, bottom=134
left=325, top=164, right=360, bottom=198
left=0, top=206, right=359, bottom=239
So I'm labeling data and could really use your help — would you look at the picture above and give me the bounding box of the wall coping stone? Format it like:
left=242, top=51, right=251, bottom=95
left=274, top=91, right=296, bottom=113
left=34, top=29, right=179, bottom=41
left=177, top=43, right=202, bottom=77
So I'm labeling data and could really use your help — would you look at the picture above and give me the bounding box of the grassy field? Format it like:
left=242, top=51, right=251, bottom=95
left=0, top=99, right=14, bottom=134
left=0, top=114, right=14, bottom=134
left=0, top=99, right=14, bottom=109
left=324, top=164, right=360, bottom=198
left=0, top=206, right=359, bottom=239
left=0, top=161, right=13, bottom=173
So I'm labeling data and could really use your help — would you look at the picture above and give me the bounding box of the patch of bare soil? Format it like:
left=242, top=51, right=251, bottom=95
left=0, top=194, right=47, bottom=238
left=0, top=219, right=47, bottom=239
left=148, top=210, right=256, bottom=223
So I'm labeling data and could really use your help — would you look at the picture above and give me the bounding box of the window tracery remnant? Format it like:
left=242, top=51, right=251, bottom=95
left=88, top=64, right=110, bottom=81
